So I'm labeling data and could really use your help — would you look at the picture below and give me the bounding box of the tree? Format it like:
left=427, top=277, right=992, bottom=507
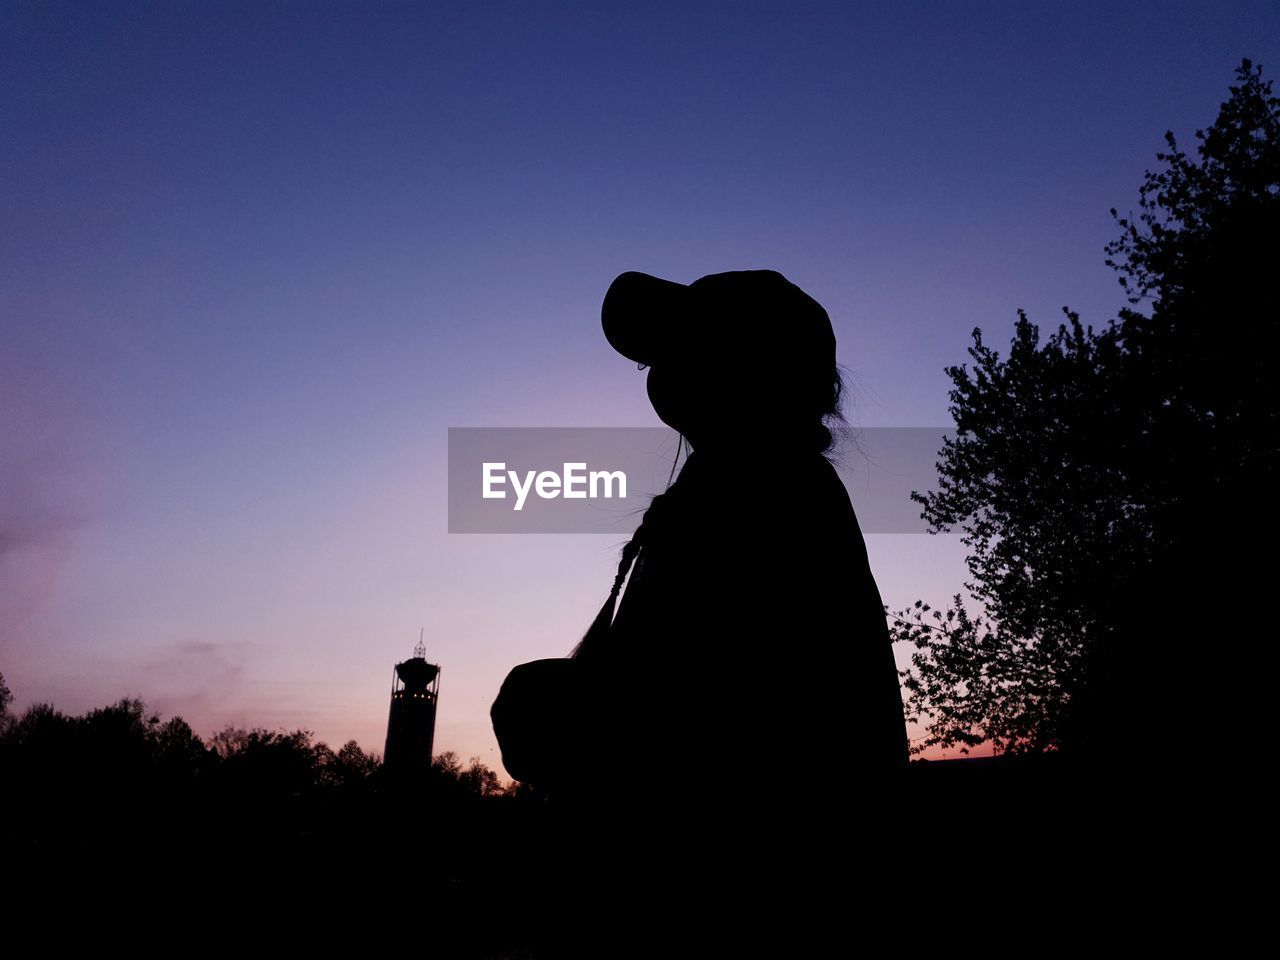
left=459, top=756, right=504, bottom=798
left=151, top=716, right=210, bottom=773
left=207, top=724, right=325, bottom=795
left=431, top=750, right=464, bottom=779
left=207, top=724, right=250, bottom=760
left=892, top=310, right=1137, bottom=755
left=330, top=739, right=381, bottom=785
left=892, top=58, right=1279, bottom=759
left=0, top=672, right=12, bottom=738
left=1105, top=58, right=1280, bottom=309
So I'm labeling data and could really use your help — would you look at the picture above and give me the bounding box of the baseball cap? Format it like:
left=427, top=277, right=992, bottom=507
left=601, top=269, right=836, bottom=372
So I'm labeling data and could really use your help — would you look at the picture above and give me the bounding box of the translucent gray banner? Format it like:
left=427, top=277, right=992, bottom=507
left=447, top=427, right=955, bottom=534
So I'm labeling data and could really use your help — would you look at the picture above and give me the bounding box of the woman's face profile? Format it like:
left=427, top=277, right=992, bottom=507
left=647, top=354, right=815, bottom=450
left=646, top=359, right=726, bottom=445
left=646, top=362, right=689, bottom=436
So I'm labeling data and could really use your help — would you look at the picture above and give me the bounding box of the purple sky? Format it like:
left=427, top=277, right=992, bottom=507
left=4, top=2, right=1277, bottom=771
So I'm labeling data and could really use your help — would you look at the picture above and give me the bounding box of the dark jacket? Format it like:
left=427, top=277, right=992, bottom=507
left=574, top=445, right=909, bottom=807
left=490, top=446, right=910, bottom=953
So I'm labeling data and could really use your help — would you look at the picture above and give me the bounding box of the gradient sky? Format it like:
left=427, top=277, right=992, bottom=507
left=4, top=2, right=1278, bottom=772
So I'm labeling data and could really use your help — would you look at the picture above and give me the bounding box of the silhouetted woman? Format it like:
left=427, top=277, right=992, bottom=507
left=493, top=269, right=908, bottom=955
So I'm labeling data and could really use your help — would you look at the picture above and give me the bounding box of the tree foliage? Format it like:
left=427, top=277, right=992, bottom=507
left=0, top=672, right=12, bottom=738
left=893, top=309, right=1139, bottom=754
left=1106, top=58, right=1280, bottom=307
left=892, top=58, right=1280, bottom=757
left=0, top=684, right=517, bottom=803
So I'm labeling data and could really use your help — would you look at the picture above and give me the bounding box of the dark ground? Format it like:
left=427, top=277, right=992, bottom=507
left=8, top=752, right=1225, bottom=955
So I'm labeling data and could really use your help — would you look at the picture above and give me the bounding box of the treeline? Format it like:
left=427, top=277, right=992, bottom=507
left=2, top=675, right=556, bottom=952
left=0, top=674, right=538, bottom=871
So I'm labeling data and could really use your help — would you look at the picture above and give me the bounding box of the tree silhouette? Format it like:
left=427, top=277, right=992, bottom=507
left=459, top=755, right=505, bottom=797
left=328, top=739, right=381, bottom=787
left=426, top=749, right=509, bottom=798
left=892, top=58, right=1279, bottom=758
left=0, top=672, right=12, bottom=738
left=1106, top=58, right=1280, bottom=309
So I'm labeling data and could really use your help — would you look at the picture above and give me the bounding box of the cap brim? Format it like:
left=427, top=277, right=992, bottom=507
left=601, top=271, right=692, bottom=366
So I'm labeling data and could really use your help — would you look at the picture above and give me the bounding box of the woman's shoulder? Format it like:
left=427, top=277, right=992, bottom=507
left=647, top=448, right=863, bottom=549
left=761, top=451, right=859, bottom=520
left=676, top=448, right=850, bottom=496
